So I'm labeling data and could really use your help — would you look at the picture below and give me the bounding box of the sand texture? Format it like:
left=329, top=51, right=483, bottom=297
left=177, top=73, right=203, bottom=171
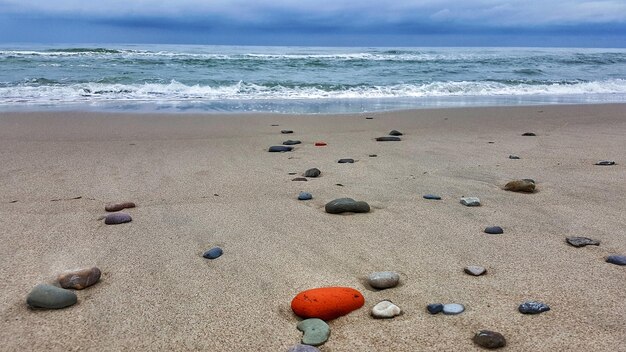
left=0, top=104, right=625, bottom=351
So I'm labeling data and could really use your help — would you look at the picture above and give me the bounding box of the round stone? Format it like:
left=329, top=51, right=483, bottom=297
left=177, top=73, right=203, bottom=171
left=105, top=202, right=136, bottom=212
left=375, top=136, right=401, bottom=141
left=304, top=168, right=321, bottom=178
left=269, top=146, right=293, bottom=152
left=371, top=300, right=401, bottom=319
left=443, top=303, right=465, bottom=315
left=203, top=247, right=223, bottom=259
left=283, top=140, right=302, bottom=145
left=297, top=318, right=330, bottom=346
left=484, top=226, right=504, bottom=234
left=287, top=344, right=321, bottom=352
left=464, top=266, right=487, bottom=276
left=325, top=198, right=370, bottom=214
left=298, top=192, right=313, bottom=200
left=427, top=303, right=444, bottom=314
left=291, top=287, right=365, bottom=321
left=389, top=130, right=403, bottom=136
left=27, top=284, right=77, bottom=309
left=104, top=212, right=132, bottom=225
left=504, top=179, right=536, bottom=193
left=338, top=158, right=355, bottom=163
left=473, top=330, right=507, bottom=349
left=460, top=197, right=481, bottom=206
left=519, top=301, right=550, bottom=314
left=606, top=255, right=626, bottom=266
left=566, top=236, right=600, bottom=247
left=423, top=194, right=442, bottom=200
left=367, top=271, right=400, bottom=289
left=58, top=267, right=101, bottom=290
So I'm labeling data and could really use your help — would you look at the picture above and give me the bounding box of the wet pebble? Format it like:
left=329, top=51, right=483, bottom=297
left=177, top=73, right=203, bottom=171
left=473, top=330, right=507, bottom=349
left=298, top=192, right=313, bottom=200
left=58, top=267, right=101, bottom=290
left=203, top=247, right=223, bottom=259
left=104, top=212, right=132, bottom=225
left=484, top=226, right=504, bottom=234
left=518, top=301, right=550, bottom=314
left=269, top=146, right=293, bottom=152
left=606, top=255, right=626, bottom=266
left=566, top=236, right=600, bottom=247
left=371, top=300, right=401, bottom=319
left=367, top=271, right=400, bottom=289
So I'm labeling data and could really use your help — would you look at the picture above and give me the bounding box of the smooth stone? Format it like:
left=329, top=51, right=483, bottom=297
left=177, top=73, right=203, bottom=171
left=606, top=255, right=626, bottom=266
left=104, top=212, right=132, bottom=225
left=427, top=303, right=444, bottom=314
left=595, top=160, right=616, bottom=166
left=314, top=142, right=327, bottom=146
left=291, top=287, right=365, bottom=321
left=484, top=226, right=504, bottom=234
left=338, top=158, right=355, bottom=163
left=27, top=284, right=77, bottom=309
left=389, top=130, right=403, bottom=136
left=287, top=344, right=321, bottom=352
left=464, top=266, right=487, bottom=276
left=371, top=300, right=401, bottom=319
left=443, top=303, right=465, bottom=315
left=365, top=117, right=373, bottom=119
left=297, top=319, right=330, bottom=346
left=325, top=198, right=370, bottom=214
left=367, top=271, right=400, bottom=289
left=504, top=179, right=536, bottom=193
left=58, top=267, right=101, bottom=290
left=304, top=168, right=321, bottom=178
left=522, top=132, right=536, bottom=136
left=283, top=140, right=302, bottom=145
left=292, top=177, right=308, bottom=181
left=509, top=155, right=520, bottom=159
left=473, top=330, right=507, bottom=349
left=518, top=301, right=550, bottom=314
left=105, top=202, right=136, bottom=212
left=203, top=247, right=223, bottom=259
left=369, top=154, right=377, bottom=157
left=281, top=130, right=294, bottom=134
left=423, top=194, right=442, bottom=200
left=566, top=236, right=600, bottom=247
left=269, top=146, right=293, bottom=152
left=375, top=136, right=401, bottom=141
left=298, top=192, right=313, bottom=200
left=460, top=197, right=481, bottom=206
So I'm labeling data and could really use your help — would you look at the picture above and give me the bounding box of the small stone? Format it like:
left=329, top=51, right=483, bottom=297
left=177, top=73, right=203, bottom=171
left=304, top=168, right=321, bottom=178
left=566, top=236, right=600, bottom=247
left=595, top=160, right=616, bottom=166
left=484, top=226, right=504, bottom=234
left=367, top=271, right=400, bottom=289
left=427, top=303, right=444, bottom=314
left=518, top=301, right=550, bottom=314
left=509, top=155, right=520, bottom=159
left=203, top=247, right=223, bottom=259
left=297, top=319, right=330, bottom=346
left=460, top=197, right=481, bottom=206
left=269, top=146, right=293, bottom=152
left=105, top=202, right=135, bottom=212
left=371, top=300, right=401, bottom=319
left=104, top=212, right=132, bottom=225
left=338, top=159, right=355, bottom=163
left=283, top=140, right=302, bottom=145
left=389, top=130, right=403, bottom=136
left=376, top=136, right=401, bottom=141
left=271, top=124, right=279, bottom=126
left=473, top=330, right=507, bottom=349
left=522, top=132, right=536, bottom=136
left=423, top=194, right=442, bottom=200
left=464, top=266, right=487, bottom=276
left=27, top=284, right=77, bottom=309
left=504, top=179, right=536, bottom=193
left=298, top=192, right=313, bottom=200
left=314, top=142, right=327, bottom=146
left=58, top=267, right=101, bottom=290
left=325, top=198, right=370, bottom=214
left=292, top=177, right=308, bottom=181
left=281, top=130, right=294, bottom=134
left=369, top=154, right=377, bottom=157
left=287, top=344, right=321, bottom=352
left=365, top=117, right=374, bottom=120
left=606, top=255, right=626, bottom=266
left=443, top=303, right=465, bottom=315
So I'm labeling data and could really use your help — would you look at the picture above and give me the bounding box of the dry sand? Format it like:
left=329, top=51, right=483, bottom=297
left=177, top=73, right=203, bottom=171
left=0, top=104, right=624, bottom=351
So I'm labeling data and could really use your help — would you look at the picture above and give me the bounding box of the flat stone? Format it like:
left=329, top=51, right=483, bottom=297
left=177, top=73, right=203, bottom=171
left=443, top=303, right=465, bottom=315
left=292, top=177, right=308, bottom=181
left=365, top=117, right=374, bottom=119
left=389, top=130, right=403, bottom=136
left=509, top=155, right=520, bottom=159
left=105, top=202, right=135, bottom=212
left=606, top=255, right=626, bottom=266
left=504, top=179, right=536, bottom=193
left=427, top=303, right=444, bottom=314
left=314, top=142, right=327, bottom=146
left=291, top=287, right=365, bottom=320
left=566, top=236, right=600, bottom=247
left=27, top=284, right=77, bottom=309
left=484, top=226, right=504, bottom=234
left=287, top=344, right=321, bottom=352
left=367, top=271, right=400, bottom=289
left=203, top=247, right=223, bottom=259
left=58, top=267, right=101, bottom=290
left=423, top=194, right=442, bottom=200
left=304, top=168, right=321, bottom=178
left=460, top=197, right=481, bottom=206
left=595, top=160, right=616, bottom=166
left=281, top=130, right=294, bottom=134
left=473, top=330, right=507, bottom=349
left=297, top=319, right=330, bottom=346
left=522, top=132, right=536, bottom=136
left=283, top=140, right=302, bottom=145
left=298, top=192, right=313, bottom=200
left=269, top=146, right=293, bottom=152
left=375, top=136, right=401, bottom=142
left=371, top=300, right=401, bottom=319
left=104, top=212, right=132, bottom=225
left=518, top=301, right=550, bottom=314
left=464, top=266, right=487, bottom=276
left=338, top=158, right=355, bottom=163
left=325, top=198, right=370, bottom=214
left=369, top=154, right=377, bottom=157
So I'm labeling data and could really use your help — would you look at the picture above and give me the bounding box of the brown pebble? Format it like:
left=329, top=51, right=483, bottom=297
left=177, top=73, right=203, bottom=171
left=504, top=180, right=535, bottom=193
left=58, top=267, right=101, bottom=290
left=105, top=202, right=136, bottom=212
left=292, top=177, right=308, bottom=181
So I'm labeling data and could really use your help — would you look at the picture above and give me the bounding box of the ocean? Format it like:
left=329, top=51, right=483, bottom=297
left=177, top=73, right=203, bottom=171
left=1, top=44, right=625, bottom=113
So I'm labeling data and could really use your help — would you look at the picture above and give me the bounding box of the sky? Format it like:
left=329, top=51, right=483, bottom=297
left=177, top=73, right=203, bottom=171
left=0, top=0, right=625, bottom=47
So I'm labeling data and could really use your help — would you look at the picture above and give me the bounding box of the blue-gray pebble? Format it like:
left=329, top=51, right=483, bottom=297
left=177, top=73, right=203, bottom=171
left=268, top=146, right=293, bottom=152
left=519, top=301, right=550, bottom=314
left=104, top=212, right=132, bottom=225
left=27, top=284, right=77, bottom=309
left=423, top=194, right=442, bottom=200
left=427, top=303, right=444, bottom=314
left=485, top=226, right=504, bottom=234
left=203, top=247, right=223, bottom=259
left=298, top=192, right=313, bottom=200
left=606, top=255, right=626, bottom=266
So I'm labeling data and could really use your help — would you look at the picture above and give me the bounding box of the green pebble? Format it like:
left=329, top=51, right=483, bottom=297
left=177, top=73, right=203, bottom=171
left=297, top=318, right=330, bottom=346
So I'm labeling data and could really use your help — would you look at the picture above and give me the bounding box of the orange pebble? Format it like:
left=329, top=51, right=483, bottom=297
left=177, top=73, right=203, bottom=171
left=291, top=287, right=365, bottom=320
left=314, top=142, right=327, bottom=146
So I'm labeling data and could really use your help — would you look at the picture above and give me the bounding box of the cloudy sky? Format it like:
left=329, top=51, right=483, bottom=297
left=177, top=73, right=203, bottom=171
left=1, top=0, right=625, bottom=47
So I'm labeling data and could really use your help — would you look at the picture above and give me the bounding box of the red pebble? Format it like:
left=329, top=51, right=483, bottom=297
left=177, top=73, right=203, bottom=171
left=314, top=142, right=327, bottom=146
left=291, top=287, right=365, bottom=320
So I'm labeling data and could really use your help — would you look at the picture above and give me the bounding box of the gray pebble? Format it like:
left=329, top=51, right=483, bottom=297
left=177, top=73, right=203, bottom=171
left=389, top=130, right=403, bottom=136
left=283, top=140, right=302, bottom=145
left=484, top=226, right=503, bottom=234
left=460, top=197, right=481, bottom=206
left=518, top=301, right=550, bottom=314
left=338, top=158, right=355, bottom=163
left=367, top=271, right=400, bottom=289
left=375, top=136, right=401, bottom=142
left=464, top=266, right=486, bottom=276
left=268, top=146, right=293, bottom=152
left=27, top=284, right=77, bottom=309
left=566, top=236, right=600, bottom=247
left=298, top=192, right=313, bottom=200
left=443, top=303, right=465, bottom=315
left=606, top=255, right=626, bottom=266
left=104, top=212, right=132, bottom=225
left=304, top=168, right=321, bottom=178
left=325, top=198, right=370, bottom=214
left=595, top=160, right=616, bottom=166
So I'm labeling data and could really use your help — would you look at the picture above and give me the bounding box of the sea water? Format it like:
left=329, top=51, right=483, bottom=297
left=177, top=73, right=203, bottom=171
left=0, top=44, right=625, bottom=113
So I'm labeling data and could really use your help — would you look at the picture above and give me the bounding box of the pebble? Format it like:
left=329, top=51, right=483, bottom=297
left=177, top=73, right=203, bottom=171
left=105, top=202, right=136, bottom=212
left=522, top=132, right=536, bottom=136
left=367, top=271, right=400, bottom=289
left=365, top=117, right=374, bottom=120
left=484, top=226, right=504, bottom=234
left=325, top=198, right=370, bottom=214
left=566, top=236, right=600, bottom=247
left=203, top=247, right=223, bottom=259
left=281, top=130, right=294, bottom=134
left=371, top=300, right=401, bottom=319
left=268, top=146, right=293, bottom=152
left=473, top=330, right=507, bottom=349
left=504, top=179, right=536, bottom=193
left=375, top=136, right=401, bottom=141
left=283, top=140, right=302, bottom=145
left=27, top=284, right=77, bottom=309
left=464, top=266, right=487, bottom=276
left=389, top=130, right=403, bottom=136
left=423, top=194, right=441, bottom=200
left=304, top=168, right=321, bottom=178
left=298, top=192, right=313, bottom=200
left=291, top=287, right=365, bottom=320
left=460, top=197, right=481, bottom=206
left=443, top=303, right=465, bottom=315
left=369, top=154, right=377, bottom=157
left=606, top=255, right=626, bottom=266
left=314, top=142, right=327, bottom=146
left=338, top=158, right=355, bottom=163
left=292, top=177, right=308, bottom=182
left=509, top=155, right=520, bottom=159
left=427, top=303, right=444, bottom=314
left=297, top=319, right=330, bottom=346
left=595, top=160, right=616, bottom=166
left=518, top=301, right=550, bottom=314
left=287, top=344, right=321, bottom=352
left=104, top=212, right=132, bottom=225
left=58, top=267, right=101, bottom=290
